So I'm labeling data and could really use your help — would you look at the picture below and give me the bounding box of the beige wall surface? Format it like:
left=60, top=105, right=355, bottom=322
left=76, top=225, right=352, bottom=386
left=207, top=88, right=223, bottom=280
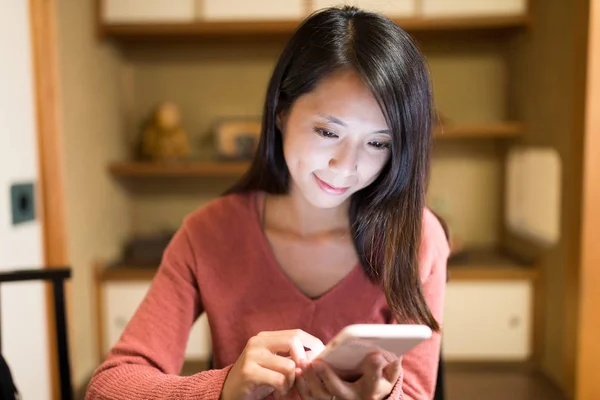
left=55, top=0, right=131, bottom=388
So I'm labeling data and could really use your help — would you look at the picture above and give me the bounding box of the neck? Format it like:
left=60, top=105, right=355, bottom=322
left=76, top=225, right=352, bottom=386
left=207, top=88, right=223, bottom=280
left=264, top=186, right=349, bottom=237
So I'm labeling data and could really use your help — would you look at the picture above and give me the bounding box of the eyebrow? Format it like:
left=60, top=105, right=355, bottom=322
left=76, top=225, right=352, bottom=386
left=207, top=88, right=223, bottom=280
left=318, top=114, right=391, bottom=135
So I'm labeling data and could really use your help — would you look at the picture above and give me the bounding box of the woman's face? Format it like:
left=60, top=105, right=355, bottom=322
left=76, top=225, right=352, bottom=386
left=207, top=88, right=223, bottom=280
left=281, top=69, right=392, bottom=209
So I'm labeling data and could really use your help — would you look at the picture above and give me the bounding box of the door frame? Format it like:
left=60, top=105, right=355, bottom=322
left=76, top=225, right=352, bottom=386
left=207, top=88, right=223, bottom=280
left=29, top=0, right=70, bottom=398
left=576, top=0, right=600, bottom=398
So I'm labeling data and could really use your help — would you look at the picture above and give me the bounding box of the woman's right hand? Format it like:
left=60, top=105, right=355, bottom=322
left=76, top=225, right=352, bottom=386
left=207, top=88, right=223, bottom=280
left=221, top=330, right=325, bottom=400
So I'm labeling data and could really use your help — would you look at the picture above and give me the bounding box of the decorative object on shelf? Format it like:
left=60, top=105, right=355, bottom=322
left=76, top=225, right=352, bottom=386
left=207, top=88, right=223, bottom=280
left=121, top=230, right=175, bottom=267
left=139, top=102, right=190, bottom=162
left=213, top=119, right=261, bottom=161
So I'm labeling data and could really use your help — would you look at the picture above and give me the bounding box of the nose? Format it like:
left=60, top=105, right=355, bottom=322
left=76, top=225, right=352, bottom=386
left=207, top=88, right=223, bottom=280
left=328, top=143, right=358, bottom=177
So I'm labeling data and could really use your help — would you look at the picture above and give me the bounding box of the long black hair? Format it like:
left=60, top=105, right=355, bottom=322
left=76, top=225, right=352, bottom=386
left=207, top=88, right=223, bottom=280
left=226, top=6, right=437, bottom=330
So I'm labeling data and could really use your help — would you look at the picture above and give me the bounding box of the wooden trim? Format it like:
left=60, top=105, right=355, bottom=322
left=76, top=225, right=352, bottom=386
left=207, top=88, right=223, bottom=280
left=98, top=15, right=528, bottom=40
left=95, top=0, right=104, bottom=40
left=29, top=0, right=69, bottom=399
left=94, top=262, right=106, bottom=363
left=531, top=268, right=545, bottom=366
left=576, top=0, right=600, bottom=397
left=448, top=266, right=538, bottom=281
left=100, top=267, right=158, bottom=282
left=109, top=160, right=250, bottom=177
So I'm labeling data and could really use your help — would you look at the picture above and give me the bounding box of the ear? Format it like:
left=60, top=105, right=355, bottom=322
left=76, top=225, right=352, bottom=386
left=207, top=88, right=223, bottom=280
left=276, top=111, right=288, bottom=134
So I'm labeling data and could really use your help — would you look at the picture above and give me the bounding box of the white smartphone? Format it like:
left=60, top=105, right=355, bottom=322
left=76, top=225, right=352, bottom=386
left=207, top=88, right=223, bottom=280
left=314, top=324, right=432, bottom=373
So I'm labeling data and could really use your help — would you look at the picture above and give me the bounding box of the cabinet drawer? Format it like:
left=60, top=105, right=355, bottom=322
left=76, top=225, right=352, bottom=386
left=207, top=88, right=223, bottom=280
left=442, top=281, right=532, bottom=361
left=102, top=0, right=197, bottom=24
left=103, top=282, right=211, bottom=360
left=422, top=0, right=527, bottom=17
left=312, top=0, right=415, bottom=17
left=200, top=0, right=305, bottom=21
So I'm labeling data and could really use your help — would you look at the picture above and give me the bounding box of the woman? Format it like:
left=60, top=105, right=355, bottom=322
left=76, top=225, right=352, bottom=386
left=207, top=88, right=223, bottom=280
left=86, top=5, right=449, bottom=400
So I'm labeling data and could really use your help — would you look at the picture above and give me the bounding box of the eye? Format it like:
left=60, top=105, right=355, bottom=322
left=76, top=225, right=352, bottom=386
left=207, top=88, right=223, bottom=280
left=369, top=141, right=391, bottom=150
left=313, top=127, right=338, bottom=138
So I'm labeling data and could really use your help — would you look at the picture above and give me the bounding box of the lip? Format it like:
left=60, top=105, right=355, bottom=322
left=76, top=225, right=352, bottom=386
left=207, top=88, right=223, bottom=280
left=313, top=174, right=350, bottom=195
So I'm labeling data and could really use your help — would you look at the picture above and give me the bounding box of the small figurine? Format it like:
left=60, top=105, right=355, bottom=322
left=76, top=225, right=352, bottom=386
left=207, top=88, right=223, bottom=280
left=140, top=102, right=190, bottom=162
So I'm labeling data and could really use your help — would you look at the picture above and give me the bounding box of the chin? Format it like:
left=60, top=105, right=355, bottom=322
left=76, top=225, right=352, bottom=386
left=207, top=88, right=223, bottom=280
left=301, top=187, right=353, bottom=209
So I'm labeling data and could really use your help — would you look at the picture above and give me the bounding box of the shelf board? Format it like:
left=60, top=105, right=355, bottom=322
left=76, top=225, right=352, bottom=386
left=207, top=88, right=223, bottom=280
left=100, top=15, right=529, bottom=41
left=109, top=160, right=250, bottom=178
left=109, top=123, right=524, bottom=179
left=99, top=248, right=537, bottom=283
left=448, top=248, right=538, bottom=281
left=435, top=122, right=524, bottom=139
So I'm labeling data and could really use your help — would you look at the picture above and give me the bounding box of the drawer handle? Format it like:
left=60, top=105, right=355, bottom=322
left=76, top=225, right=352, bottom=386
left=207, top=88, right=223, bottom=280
left=509, top=316, right=520, bottom=328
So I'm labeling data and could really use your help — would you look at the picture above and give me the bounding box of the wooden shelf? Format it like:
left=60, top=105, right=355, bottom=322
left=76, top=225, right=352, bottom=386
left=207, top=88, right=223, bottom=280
left=99, top=248, right=537, bottom=283
left=109, top=160, right=250, bottom=178
left=436, top=122, right=524, bottom=139
left=448, top=248, right=538, bottom=281
left=100, top=15, right=529, bottom=41
left=109, top=123, right=524, bottom=179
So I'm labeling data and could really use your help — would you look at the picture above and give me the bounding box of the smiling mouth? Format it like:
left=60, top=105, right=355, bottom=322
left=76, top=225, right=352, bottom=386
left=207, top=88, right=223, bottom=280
left=313, top=174, right=350, bottom=195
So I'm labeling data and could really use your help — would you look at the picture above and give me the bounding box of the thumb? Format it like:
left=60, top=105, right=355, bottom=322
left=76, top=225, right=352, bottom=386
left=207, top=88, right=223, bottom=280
left=382, top=358, right=402, bottom=383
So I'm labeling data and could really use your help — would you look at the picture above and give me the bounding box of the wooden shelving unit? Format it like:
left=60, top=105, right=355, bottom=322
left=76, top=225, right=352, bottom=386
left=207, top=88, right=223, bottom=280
left=99, top=15, right=529, bottom=41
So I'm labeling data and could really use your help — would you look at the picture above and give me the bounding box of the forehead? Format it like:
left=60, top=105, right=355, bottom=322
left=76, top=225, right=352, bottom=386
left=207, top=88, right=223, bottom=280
left=291, top=69, right=388, bottom=127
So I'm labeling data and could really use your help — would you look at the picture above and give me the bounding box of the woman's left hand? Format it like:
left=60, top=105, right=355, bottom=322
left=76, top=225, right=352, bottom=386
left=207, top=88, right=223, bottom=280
left=294, top=353, right=402, bottom=400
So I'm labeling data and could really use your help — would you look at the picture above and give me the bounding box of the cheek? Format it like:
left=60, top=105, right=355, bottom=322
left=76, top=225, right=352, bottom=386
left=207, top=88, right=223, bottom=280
left=284, top=132, right=330, bottom=171
left=359, top=152, right=390, bottom=183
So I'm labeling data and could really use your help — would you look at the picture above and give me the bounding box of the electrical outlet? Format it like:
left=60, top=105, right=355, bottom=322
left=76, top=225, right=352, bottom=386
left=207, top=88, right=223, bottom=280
left=10, top=182, right=36, bottom=225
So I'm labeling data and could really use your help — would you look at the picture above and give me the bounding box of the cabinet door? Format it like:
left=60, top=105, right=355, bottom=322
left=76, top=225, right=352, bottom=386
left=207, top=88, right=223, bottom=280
left=201, top=0, right=305, bottom=21
left=311, top=0, right=415, bottom=17
left=103, top=282, right=212, bottom=360
left=422, top=0, right=527, bottom=17
left=102, top=0, right=197, bottom=24
left=442, top=280, right=532, bottom=361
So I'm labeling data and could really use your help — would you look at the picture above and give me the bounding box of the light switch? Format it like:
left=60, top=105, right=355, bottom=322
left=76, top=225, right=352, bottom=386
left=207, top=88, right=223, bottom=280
left=10, top=182, right=36, bottom=225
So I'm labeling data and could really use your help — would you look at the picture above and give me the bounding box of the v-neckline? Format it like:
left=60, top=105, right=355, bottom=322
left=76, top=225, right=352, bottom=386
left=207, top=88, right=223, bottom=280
left=249, top=191, right=362, bottom=304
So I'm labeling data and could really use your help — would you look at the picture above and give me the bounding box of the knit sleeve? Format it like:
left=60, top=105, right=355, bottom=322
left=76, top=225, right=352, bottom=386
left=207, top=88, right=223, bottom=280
left=387, top=211, right=450, bottom=400
left=86, top=222, right=232, bottom=399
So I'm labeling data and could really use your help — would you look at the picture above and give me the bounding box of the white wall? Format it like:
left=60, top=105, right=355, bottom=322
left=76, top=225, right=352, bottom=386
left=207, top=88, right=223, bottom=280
left=0, top=1, right=51, bottom=399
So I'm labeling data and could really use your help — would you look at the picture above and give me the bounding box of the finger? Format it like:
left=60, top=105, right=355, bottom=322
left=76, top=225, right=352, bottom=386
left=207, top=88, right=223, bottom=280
left=290, top=336, right=308, bottom=367
left=360, top=352, right=387, bottom=378
left=313, top=361, right=356, bottom=400
left=256, top=352, right=297, bottom=392
left=259, top=330, right=326, bottom=353
left=359, top=353, right=387, bottom=395
left=295, top=375, right=312, bottom=400
left=304, top=364, right=331, bottom=399
left=247, top=362, right=293, bottom=397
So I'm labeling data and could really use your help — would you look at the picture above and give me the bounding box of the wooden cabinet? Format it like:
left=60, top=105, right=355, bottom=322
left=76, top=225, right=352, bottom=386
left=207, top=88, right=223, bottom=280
left=100, top=280, right=212, bottom=361
left=422, top=0, right=527, bottom=17
left=101, top=0, right=197, bottom=24
left=443, top=280, right=533, bottom=361
left=200, top=0, right=305, bottom=21
left=312, top=0, right=416, bottom=17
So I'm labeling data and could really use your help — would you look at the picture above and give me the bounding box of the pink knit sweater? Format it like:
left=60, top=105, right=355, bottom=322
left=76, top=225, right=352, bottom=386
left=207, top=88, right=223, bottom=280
left=86, top=191, right=449, bottom=399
